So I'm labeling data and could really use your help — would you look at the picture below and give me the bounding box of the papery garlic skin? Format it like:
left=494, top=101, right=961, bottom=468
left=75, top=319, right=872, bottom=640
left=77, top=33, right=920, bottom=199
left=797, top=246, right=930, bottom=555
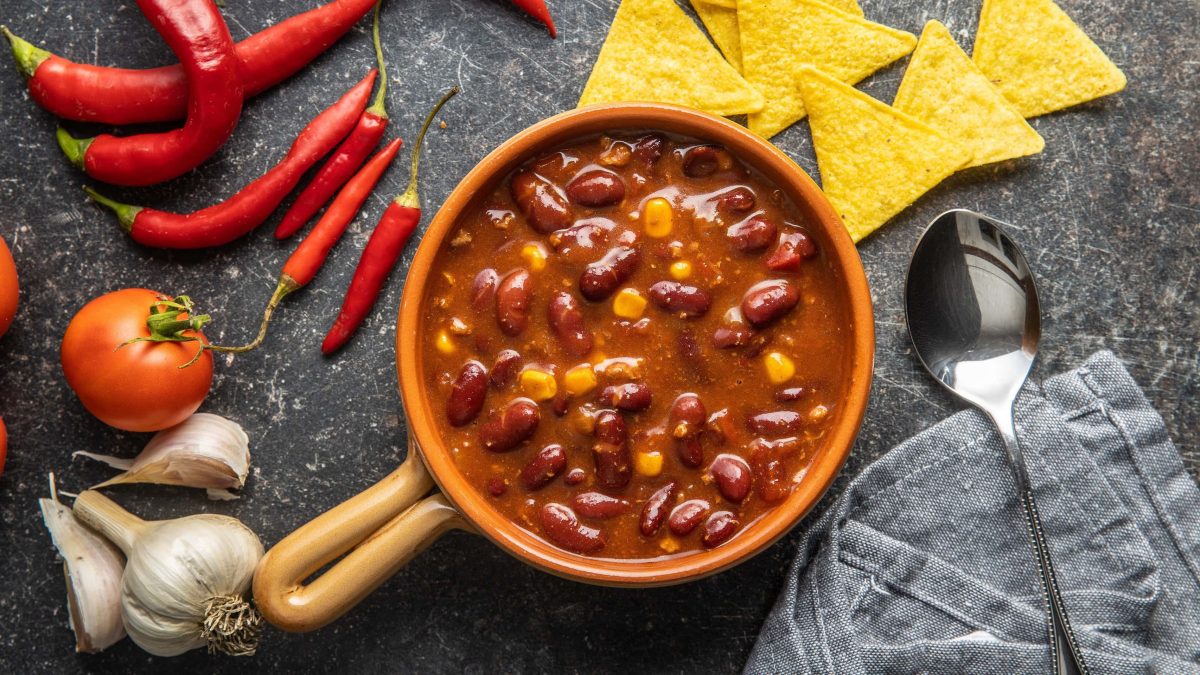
left=39, top=497, right=126, bottom=653
left=73, top=491, right=265, bottom=657
left=75, top=413, right=250, bottom=492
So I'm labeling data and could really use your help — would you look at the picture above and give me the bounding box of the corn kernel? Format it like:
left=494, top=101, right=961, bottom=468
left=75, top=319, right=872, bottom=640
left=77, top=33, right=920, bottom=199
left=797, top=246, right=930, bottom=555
left=563, top=364, right=598, bottom=395
left=635, top=451, right=664, bottom=477
left=763, top=351, right=795, bottom=384
left=659, top=537, right=681, bottom=553
left=612, top=288, right=647, bottom=319
left=669, top=260, right=692, bottom=280
left=642, top=197, right=673, bottom=238
left=521, top=243, right=548, bottom=272
left=519, top=368, right=558, bottom=401
left=435, top=330, right=455, bottom=354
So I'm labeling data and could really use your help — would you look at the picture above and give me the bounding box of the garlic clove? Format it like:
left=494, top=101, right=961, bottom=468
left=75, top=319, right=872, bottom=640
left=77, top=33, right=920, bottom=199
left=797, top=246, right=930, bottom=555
left=40, top=486, right=126, bottom=653
left=75, top=413, right=250, bottom=492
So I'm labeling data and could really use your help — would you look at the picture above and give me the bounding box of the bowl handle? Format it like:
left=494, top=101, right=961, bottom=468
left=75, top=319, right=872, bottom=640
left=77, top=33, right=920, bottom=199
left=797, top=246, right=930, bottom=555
left=253, top=452, right=469, bottom=632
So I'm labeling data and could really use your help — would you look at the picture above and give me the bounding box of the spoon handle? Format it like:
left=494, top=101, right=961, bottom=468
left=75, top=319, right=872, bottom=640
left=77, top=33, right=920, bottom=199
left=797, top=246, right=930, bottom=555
left=992, top=410, right=1088, bottom=675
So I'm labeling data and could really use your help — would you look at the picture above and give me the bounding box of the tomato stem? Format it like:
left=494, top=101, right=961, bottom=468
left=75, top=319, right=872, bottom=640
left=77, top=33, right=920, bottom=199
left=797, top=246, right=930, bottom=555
left=118, top=295, right=213, bottom=368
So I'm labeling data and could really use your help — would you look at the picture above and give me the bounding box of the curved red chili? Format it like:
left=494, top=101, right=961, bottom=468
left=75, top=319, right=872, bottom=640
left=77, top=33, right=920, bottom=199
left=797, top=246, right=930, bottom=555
left=322, top=87, right=460, bottom=355
left=85, top=70, right=376, bottom=249
left=275, top=1, right=390, bottom=240
left=55, top=0, right=243, bottom=187
left=510, top=0, right=557, bottom=38
left=2, top=0, right=377, bottom=126
left=221, top=137, right=405, bottom=353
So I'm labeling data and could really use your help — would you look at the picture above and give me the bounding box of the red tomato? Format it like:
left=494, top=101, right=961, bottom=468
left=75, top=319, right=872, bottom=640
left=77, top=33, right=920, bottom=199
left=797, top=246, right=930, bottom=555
left=62, top=289, right=213, bottom=432
left=0, top=235, right=17, bottom=338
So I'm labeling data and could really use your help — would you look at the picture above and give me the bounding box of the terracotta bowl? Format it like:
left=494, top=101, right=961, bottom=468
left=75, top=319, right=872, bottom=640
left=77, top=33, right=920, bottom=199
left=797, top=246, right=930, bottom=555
left=254, top=102, right=874, bottom=633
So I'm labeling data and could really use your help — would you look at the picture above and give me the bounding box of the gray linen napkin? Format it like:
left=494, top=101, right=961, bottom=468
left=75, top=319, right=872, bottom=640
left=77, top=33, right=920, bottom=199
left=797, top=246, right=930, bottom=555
left=745, top=351, right=1200, bottom=674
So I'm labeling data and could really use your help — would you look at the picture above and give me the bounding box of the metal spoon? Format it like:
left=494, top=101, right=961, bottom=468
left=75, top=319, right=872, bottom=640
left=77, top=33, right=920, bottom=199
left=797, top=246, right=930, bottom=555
left=904, top=209, right=1086, bottom=675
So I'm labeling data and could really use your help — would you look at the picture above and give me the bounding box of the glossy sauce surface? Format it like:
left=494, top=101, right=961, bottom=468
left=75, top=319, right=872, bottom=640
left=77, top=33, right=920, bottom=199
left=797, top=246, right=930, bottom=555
left=422, top=133, right=852, bottom=560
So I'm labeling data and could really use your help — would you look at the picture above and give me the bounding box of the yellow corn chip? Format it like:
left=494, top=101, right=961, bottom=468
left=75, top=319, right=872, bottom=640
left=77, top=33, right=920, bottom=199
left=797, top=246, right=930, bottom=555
left=798, top=66, right=971, bottom=243
left=699, top=0, right=864, bottom=15
left=972, top=0, right=1127, bottom=118
left=690, top=0, right=743, bottom=72
left=740, top=0, right=916, bottom=138
left=578, top=0, right=764, bottom=116
left=893, top=21, right=1043, bottom=168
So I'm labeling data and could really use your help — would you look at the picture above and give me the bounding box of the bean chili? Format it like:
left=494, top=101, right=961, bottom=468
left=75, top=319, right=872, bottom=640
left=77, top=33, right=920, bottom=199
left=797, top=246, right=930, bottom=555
left=85, top=70, right=377, bottom=249
left=55, top=0, right=243, bottom=187
left=423, top=133, right=851, bottom=559
left=2, top=0, right=377, bottom=126
left=275, top=0, right=392, bottom=240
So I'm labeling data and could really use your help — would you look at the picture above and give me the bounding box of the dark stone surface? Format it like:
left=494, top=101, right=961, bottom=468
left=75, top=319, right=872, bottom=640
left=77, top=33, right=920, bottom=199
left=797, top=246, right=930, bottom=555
left=0, top=0, right=1195, bottom=672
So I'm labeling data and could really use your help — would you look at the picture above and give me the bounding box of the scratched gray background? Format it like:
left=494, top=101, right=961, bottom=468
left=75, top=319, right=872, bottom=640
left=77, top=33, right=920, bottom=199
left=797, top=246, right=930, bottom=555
left=0, top=0, right=1195, bottom=672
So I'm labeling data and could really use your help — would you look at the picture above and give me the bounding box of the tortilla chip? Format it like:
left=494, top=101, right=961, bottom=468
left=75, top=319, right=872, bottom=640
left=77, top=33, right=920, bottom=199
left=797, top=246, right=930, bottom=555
left=972, top=0, right=1126, bottom=118
left=699, top=0, right=864, bottom=15
left=690, top=0, right=743, bottom=72
left=893, top=21, right=1043, bottom=168
left=578, top=0, right=764, bottom=116
left=798, top=66, right=971, bottom=243
left=740, top=0, right=916, bottom=138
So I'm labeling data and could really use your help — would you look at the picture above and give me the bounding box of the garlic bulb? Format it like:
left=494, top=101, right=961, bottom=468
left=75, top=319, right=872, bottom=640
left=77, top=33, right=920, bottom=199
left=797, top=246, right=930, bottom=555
left=72, top=490, right=265, bottom=657
left=75, top=413, right=250, bottom=499
left=39, top=478, right=126, bottom=653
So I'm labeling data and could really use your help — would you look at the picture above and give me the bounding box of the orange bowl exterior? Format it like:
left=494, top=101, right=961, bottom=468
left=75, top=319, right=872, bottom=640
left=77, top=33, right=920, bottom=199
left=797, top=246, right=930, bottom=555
left=397, top=103, right=874, bottom=586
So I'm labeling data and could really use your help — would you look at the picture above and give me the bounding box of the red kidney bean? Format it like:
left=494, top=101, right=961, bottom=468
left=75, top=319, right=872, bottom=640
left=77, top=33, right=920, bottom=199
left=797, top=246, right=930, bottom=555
left=579, top=246, right=641, bottom=301
left=677, top=328, right=702, bottom=362
left=471, top=269, right=499, bottom=312
left=571, top=492, right=629, bottom=519
left=716, top=186, right=756, bottom=213
left=552, top=392, right=571, bottom=417
left=550, top=217, right=614, bottom=263
left=496, top=269, right=533, bottom=336
left=668, top=499, right=711, bottom=536
left=548, top=291, right=593, bottom=356
left=741, top=279, right=800, bottom=328
left=479, top=399, right=540, bottom=452
left=705, top=408, right=737, bottom=445
left=490, top=349, right=523, bottom=390
left=510, top=169, right=573, bottom=233
left=564, top=468, right=586, bottom=486
left=675, top=437, right=703, bottom=468
left=487, top=478, right=507, bottom=497
left=746, top=410, right=805, bottom=436
left=632, top=133, right=665, bottom=165
left=540, top=503, right=605, bottom=554
left=682, top=145, right=723, bottom=178
left=701, top=511, right=741, bottom=548
left=708, top=454, right=752, bottom=503
left=640, top=482, right=678, bottom=536
left=726, top=216, right=778, bottom=252
left=750, top=441, right=792, bottom=504
left=712, top=324, right=754, bottom=349
left=447, top=361, right=488, bottom=427
left=648, top=281, right=712, bottom=317
left=592, top=410, right=632, bottom=489
left=566, top=169, right=626, bottom=207
left=520, top=444, right=567, bottom=490
left=766, top=229, right=817, bottom=271
left=775, top=386, right=808, bottom=402
left=599, top=383, right=653, bottom=411
left=669, top=393, right=707, bottom=433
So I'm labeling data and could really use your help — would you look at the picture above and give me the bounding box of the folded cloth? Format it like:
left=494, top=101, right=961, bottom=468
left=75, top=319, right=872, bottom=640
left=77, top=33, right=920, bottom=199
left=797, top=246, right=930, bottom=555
left=745, top=351, right=1200, bottom=674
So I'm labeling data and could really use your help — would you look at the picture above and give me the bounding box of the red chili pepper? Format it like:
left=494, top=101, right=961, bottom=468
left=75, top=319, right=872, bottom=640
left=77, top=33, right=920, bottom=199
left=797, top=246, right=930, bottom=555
left=510, top=0, right=557, bottom=38
left=275, top=1, right=390, bottom=240
left=2, top=0, right=377, bottom=126
left=322, top=87, right=460, bottom=355
left=53, top=0, right=243, bottom=187
left=222, top=138, right=405, bottom=352
left=85, top=70, right=376, bottom=249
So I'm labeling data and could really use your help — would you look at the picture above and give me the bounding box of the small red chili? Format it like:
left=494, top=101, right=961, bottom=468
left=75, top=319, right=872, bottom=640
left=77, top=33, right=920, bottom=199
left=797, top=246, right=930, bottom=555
left=54, top=0, right=243, bottom=187
left=321, top=87, right=460, bottom=355
left=222, top=137, right=405, bottom=352
left=84, top=70, right=377, bottom=249
left=275, top=1, right=391, bottom=240
left=509, top=0, right=557, bottom=38
left=2, top=0, right=378, bottom=126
